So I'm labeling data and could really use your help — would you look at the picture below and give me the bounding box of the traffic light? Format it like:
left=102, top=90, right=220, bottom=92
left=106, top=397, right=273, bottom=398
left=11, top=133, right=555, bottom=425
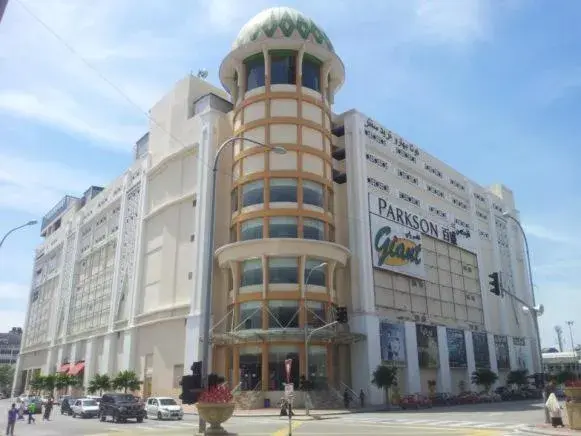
left=335, top=306, right=348, bottom=324
left=179, top=375, right=200, bottom=404
left=488, top=272, right=500, bottom=295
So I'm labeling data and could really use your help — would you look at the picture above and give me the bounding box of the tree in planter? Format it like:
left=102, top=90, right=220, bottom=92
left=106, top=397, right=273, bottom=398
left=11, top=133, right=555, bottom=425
left=55, top=373, right=73, bottom=395
left=43, top=374, right=56, bottom=397
left=87, top=374, right=112, bottom=396
left=507, top=369, right=529, bottom=388
left=556, top=371, right=576, bottom=385
left=30, top=375, right=46, bottom=395
left=371, top=364, right=398, bottom=405
left=471, top=369, right=498, bottom=393
left=112, top=370, right=142, bottom=393
left=0, top=364, right=14, bottom=395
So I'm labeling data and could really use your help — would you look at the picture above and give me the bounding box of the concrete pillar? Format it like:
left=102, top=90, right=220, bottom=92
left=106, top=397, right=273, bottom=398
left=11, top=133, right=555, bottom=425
left=101, top=333, right=117, bottom=375
left=465, top=331, right=476, bottom=390
left=437, top=326, right=451, bottom=392
left=83, top=338, right=96, bottom=388
left=404, top=322, right=421, bottom=394
left=508, top=337, right=518, bottom=370
left=119, top=328, right=136, bottom=371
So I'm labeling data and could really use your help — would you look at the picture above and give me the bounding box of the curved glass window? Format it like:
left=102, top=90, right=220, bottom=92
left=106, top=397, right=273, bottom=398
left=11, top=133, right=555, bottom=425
left=239, top=345, right=261, bottom=391
left=302, top=55, right=322, bottom=92
left=242, top=180, right=264, bottom=207
left=245, top=54, right=265, bottom=91
left=306, top=301, right=326, bottom=328
left=240, top=259, right=263, bottom=287
left=303, top=180, right=324, bottom=207
left=270, top=178, right=297, bottom=203
left=268, top=257, right=298, bottom=284
left=267, top=345, right=300, bottom=390
left=268, top=300, right=299, bottom=328
left=241, top=219, right=263, bottom=241
left=270, top=52, right=296, bottom=85
left=304, top=259, right=327, bottom=287
left=231, top=188, right=238, bottom=213
left=269, top=217, right=298, bottom=238
left=327, top=187, right=334, bottom=212
left=307, top=345, right=327, bottom=389
left=303, top=218, right=325, bottom=240
left=238, top=302, right=262, bottom=330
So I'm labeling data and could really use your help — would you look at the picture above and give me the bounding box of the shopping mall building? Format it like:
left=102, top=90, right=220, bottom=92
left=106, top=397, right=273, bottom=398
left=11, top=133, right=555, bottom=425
left=13, top=7, right=539, bottom=405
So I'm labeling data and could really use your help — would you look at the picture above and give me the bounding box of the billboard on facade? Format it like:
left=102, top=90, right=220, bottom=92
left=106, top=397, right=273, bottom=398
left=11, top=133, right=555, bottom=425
left=495, top=335, right=510, bottom=370
left=472, top=332, right=490, bottom=369
left=446, top=328, right=467, bottom=368
left=416, top=324, right=439, bottom=368
left=513, top=337, right=528, bottom=370
left=379, top=322, right=406, bottom=365
left=369, top=210, right=425, bottom=280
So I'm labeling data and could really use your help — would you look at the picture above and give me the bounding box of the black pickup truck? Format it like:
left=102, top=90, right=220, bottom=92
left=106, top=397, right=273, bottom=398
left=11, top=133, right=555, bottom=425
left=98, top=393, right=146, bottom=423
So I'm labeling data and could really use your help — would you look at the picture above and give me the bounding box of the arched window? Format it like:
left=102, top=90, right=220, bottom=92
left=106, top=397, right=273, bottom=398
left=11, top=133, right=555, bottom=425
left=302, top=54, right=322, bottom=92
left=270, top=51, right=296, bottom=85
left=245, top=54, right=265, bottom=91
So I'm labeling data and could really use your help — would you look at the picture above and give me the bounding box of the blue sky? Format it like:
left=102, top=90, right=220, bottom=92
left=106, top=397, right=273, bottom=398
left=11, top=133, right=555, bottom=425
left=0, top=0, right=579, bottom=349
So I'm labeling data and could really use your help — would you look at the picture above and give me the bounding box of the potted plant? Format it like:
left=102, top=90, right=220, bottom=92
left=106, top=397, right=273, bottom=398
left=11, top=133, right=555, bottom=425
left=196, top=374, right=234, bottom=434
left=564, top=380, right=581, bottom=402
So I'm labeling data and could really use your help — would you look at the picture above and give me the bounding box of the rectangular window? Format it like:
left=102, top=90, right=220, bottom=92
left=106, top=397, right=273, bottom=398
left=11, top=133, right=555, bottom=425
left=269, top=217, right=298, bottom=238
left=245, top=54, right=265, bottom=91
left=302, top=55, right=321, bottom=91
left=306, top=301, right=326, bottom=328
left=242, top=180, right=264, bottom=207
left=267, top=345, right=300, bottom=390
left=304, top=259, right=326, bottom=287
left=240, top=259, right=263, bottom=287
left=241, top=219, right=263, bottom=241
left=268, top=301, right=299, bottom=328
left=302, top=180, right=324, bottom=207
left=270, top=52, right=296, bottom=85
left=303, top=218, right=325, bottom=240
left=239, top=302, right=263, bottom=330
left=268, top=257, right=298, bottom=284
left=269, top=178, right=297, bottom=203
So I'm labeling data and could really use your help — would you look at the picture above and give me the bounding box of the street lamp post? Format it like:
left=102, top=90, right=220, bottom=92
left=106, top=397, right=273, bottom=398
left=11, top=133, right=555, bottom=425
left=198, top=136, right=285, bottom=433
left=566, top=321, right=575, bottom=351
left=502, top=212, right=543, bottom=377
left=303, top=262, right=327, bottom=416
left=0, top=220, right=38, bottom=249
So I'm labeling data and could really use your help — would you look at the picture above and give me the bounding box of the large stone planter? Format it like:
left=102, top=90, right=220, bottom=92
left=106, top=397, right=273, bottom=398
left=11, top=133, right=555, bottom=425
left=566, top=402, right=581, bottom=430
left=565, top=387, right=581, bottom=402
left=197, top=402, right=235, bottom=435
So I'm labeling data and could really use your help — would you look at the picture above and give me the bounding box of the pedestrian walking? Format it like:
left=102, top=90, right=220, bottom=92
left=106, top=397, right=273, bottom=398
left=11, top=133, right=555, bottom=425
left=6, top=403, right=17, bottom=436
left=27, top=401, right=36, bottom=424
left=546, top=393, right=564, bottom=428
left=17, top=401, right=24, bottom=420
left=343, top=389, right=351, bottom=409
left=359, top=389, right=365, bottom=408
left=543, top=382, right=556, bottom=424
left=43, top=397, right=54, bottom=421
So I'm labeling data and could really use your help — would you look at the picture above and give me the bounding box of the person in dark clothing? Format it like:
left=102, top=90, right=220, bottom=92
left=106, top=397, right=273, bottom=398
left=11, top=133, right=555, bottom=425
left=43, top=397, right=54, bottom=421
left=6, top=403, right=17, bottom=436
left=359, top=389, right=365, bottom=408
left=343, top=389, right=351, bottom=409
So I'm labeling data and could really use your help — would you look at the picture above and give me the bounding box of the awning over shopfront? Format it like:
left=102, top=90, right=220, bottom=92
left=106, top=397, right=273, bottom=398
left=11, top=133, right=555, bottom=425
left=68, top=362, right=85, bottom=376
left=58, top=364, right=70, bottom=373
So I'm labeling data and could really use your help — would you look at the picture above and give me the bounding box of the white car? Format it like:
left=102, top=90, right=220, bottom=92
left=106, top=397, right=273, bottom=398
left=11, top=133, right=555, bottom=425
left=71, top=398, right=99, bottom=418
left=145, top=397, right=184, bottom=420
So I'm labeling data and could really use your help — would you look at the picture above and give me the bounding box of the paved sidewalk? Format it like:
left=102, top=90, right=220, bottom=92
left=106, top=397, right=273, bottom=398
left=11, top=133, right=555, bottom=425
left=524, top=424, right=581, bottom=435
left=182, top=404, right=355, bottom=417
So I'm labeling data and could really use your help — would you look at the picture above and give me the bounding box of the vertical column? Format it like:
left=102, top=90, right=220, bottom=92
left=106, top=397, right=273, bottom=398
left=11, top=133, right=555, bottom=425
left=436, top=326, right=451, bottom=393
left=404, top=322, right=421, bottom=394
left=487, top=333, right=499, bottom=387
left=232, top=347, right=240, bottom=387
left=83, top=339, right=96, bottom=388
left=69, top=342, right=78, bottom=365
left=327, top=345, right=335, bottom=386
left=60, top=221, right=81, bottom=341
left=464, top=331, right=476, bottom=389
left=508, top=337, right=518, bottom=370
left=45, top=348, right=55, bottom=374
left=119, top=328, right=136, bottom=371
left=100, top=333, right=117, bottom=375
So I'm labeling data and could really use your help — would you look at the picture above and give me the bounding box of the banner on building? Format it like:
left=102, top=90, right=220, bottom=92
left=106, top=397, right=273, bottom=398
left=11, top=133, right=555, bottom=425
left=416, top=324, right=439, bottom=368
left=446, top=328, right=467, bottom=368
left=494, top=335, right=510, bottom=370
left=369, top=211, right=425, bottom=279
left=472, top=332, right=490, bottom=369
left=513, top=337, right=528, bottom=370
left=379, top=322, right=406, bottom=366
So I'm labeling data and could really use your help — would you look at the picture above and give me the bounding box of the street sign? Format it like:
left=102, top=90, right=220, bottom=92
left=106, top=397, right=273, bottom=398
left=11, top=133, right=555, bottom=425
left=285, top=358, right=292, bottom=383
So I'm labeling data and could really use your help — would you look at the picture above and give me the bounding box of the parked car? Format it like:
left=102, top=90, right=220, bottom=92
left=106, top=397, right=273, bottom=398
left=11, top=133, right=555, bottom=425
left=60, top=397, right=77, bottom=415
left=71, top=398, right=100, bottom=418
left=99, top=393, right=146, bottom=423
left=400, top=394, right=432, bottom=409
left=456, top=391, right=480, bottom=404
left=430, top=392, right=457, bottom=406
left=145, top=397, right=184, bottom=420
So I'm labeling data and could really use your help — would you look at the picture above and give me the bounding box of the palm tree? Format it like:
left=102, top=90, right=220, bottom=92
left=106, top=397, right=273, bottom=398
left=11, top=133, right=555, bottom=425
left=43, top=374, right=56, bottom=396
left=507, top=369, right=529, bottom=388
left=471, top=369, right=498, bottom=392
left=30, top=375, right=46, bottom=395
left=55, top=373, right=75, bottom=396
left=112, top=370, right=142, bottom=393
left=371, top=364, right=398, bottom=405
left=88, top=374, right=112, bottom=395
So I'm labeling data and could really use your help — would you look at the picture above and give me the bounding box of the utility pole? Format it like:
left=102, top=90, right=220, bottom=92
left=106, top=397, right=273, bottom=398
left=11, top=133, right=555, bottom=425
left=555, top=326, right=564, bottom=352
left=566, top=321, right=575, bottom=351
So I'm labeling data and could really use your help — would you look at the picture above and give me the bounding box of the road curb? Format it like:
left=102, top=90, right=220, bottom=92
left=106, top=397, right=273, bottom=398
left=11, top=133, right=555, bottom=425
left=524, top=425, right=581, bottom=435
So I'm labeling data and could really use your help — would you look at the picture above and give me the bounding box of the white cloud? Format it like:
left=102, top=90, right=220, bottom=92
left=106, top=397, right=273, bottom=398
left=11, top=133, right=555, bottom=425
left=0, top=311, right=27, bottom=332
left=0, top=283, right=28, bottom=301
left=523, top=223, right=580, bottom=245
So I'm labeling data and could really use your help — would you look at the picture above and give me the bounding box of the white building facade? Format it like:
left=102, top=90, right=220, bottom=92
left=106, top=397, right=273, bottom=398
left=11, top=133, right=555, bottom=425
left=14, top=7, right=538, bottom=406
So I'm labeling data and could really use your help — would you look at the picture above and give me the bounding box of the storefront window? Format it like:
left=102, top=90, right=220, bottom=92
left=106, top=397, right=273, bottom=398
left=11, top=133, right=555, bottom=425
left=240, top=259, right=263, bottom=287
left=242, top=180, right=264, bottom=207
left=269, top=217, right=298, bottom=238
left=268, top=257, right=298, bottom=284
left=270, top=178, right=297, bottom=203
left=268, top=300, right=299, bottom=328
left=302, top=55, right=321, bottom=92
left=245, top=54, right=265, bottom=91
left=307, top=345, right=327, bottom=389
left=303, top=218, right=325, bottom=240
left=304, top=259, right=326, bottom=287
left=231, top=187, right=238, bottom=213
left=303, top=180, right=324, bottom=207
left=238, top=302, right=262, bottom=330
left=267, top=345, right=300, bottom=390
left=270, top=52, right=296, bottom=85
left=241, top=219, right=263, bottom=241
left=239, top=345, right=262, bottom=391
left=306, top=301, right=326, bottom=328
